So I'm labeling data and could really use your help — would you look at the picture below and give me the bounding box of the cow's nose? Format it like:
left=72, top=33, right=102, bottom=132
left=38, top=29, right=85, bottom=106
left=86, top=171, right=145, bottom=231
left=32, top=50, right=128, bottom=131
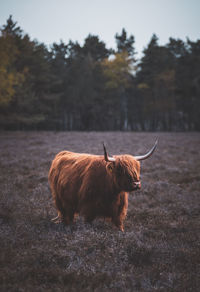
left=133, top=181, right=141, bottom=189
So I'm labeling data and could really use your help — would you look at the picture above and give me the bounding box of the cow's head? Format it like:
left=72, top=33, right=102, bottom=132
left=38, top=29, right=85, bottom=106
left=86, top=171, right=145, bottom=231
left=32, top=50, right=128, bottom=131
left=103, top=141, right=157, bottom=192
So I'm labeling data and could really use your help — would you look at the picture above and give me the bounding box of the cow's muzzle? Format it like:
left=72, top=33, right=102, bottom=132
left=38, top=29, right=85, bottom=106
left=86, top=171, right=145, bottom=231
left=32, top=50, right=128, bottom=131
left=133, top=181, right=141, bottom=190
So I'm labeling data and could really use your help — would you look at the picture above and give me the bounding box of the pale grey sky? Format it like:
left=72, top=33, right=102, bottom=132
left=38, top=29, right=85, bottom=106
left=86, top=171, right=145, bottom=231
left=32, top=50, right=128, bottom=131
left=0, top=0, right=199, bottom=56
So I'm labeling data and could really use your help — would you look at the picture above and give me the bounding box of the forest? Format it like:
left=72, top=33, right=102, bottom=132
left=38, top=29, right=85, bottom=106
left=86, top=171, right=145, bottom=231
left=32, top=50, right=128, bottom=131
left=0, top=16, right=200, bottom=131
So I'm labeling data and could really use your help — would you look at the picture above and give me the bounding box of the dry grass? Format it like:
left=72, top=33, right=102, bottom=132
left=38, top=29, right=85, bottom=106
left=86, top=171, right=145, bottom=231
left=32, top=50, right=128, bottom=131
left=0, top=131, right=200, bottom=291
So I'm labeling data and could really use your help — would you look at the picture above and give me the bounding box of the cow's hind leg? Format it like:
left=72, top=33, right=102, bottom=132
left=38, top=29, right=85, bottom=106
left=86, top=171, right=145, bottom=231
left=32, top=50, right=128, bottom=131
left=62, top=208, right=75, bottom=225
left=52, top=193, right=65, bottom=223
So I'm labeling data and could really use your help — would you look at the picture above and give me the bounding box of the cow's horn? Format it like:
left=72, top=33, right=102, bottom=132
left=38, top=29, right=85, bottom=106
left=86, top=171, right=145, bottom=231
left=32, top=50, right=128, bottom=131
left=134, top=140, right=158, bottom=161
left=103, top=143, right=116, bottom=162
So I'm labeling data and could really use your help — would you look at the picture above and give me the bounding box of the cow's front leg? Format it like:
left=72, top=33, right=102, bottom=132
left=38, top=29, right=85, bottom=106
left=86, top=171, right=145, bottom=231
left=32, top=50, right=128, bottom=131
left=111, top=192, right=128, bottom=231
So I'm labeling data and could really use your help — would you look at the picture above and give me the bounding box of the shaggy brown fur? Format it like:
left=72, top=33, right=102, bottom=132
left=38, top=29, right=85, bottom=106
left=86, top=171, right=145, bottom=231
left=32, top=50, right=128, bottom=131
left=48, top=151, right=141, bottom=231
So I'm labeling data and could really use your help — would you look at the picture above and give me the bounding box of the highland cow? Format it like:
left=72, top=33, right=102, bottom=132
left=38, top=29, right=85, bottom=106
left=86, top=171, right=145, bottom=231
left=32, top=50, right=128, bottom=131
left=48, top=141, right=157, bottom=231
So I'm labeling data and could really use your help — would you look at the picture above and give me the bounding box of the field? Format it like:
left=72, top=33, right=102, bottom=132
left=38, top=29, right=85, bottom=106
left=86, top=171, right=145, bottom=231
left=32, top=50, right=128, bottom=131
left=0, top=131, right=200, bottom=291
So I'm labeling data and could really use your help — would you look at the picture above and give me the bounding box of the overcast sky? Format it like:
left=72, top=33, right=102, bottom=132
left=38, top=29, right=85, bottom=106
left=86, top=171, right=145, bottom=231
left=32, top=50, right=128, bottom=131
left=0, top=0, right=200, bottom=56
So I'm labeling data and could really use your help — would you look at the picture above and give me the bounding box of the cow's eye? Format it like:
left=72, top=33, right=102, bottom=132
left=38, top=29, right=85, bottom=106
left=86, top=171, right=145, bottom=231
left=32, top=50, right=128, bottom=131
left=127, top=173, right=132, bottom=181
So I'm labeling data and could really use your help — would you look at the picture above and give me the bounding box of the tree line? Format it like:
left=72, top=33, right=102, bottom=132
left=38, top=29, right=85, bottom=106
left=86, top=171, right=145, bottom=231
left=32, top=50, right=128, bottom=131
left=0, top=16, right=200, bottom=131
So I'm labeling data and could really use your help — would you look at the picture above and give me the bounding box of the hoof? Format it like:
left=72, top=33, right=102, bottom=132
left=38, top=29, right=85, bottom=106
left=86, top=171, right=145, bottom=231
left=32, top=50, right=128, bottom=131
left=51, top=215, right=62, bottom=224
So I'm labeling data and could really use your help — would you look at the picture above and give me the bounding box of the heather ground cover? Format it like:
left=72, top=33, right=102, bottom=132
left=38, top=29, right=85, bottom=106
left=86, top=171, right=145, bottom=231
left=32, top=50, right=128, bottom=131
left=0, top=131, right=199, bottom=291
